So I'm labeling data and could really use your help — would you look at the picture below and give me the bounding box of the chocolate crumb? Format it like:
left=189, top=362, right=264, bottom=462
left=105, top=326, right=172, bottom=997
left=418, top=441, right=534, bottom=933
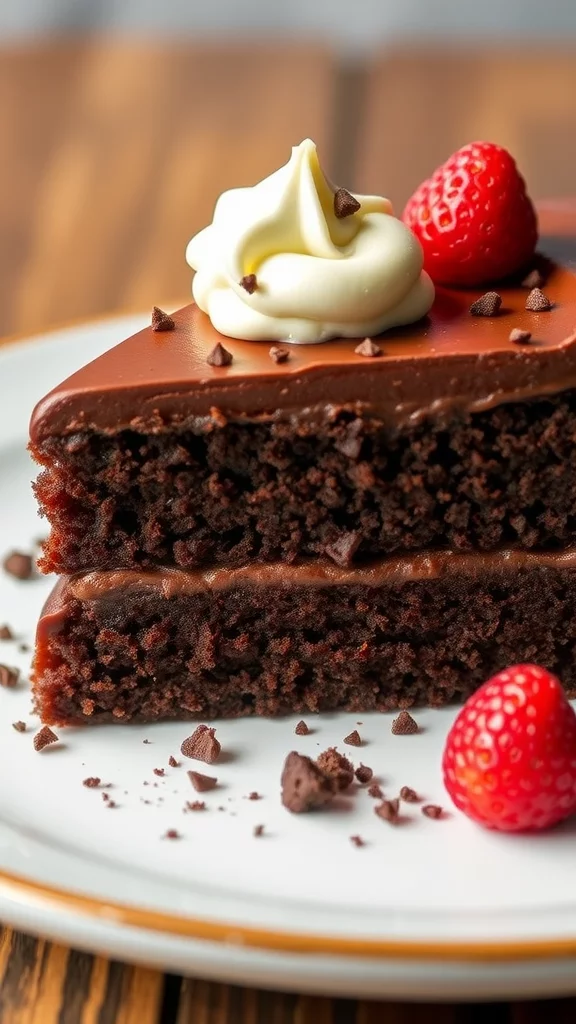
left=105, top=800, right=117, bottom=809
left=469, top=291, right=502, bottom=317
left=509, top=328, right=532, bottom=345
left=324, top=531, right=360, bottom=567
left=164, top=829, right=180, bottom=839
left=525, top=287, right=552, bottom=311
left=83, top=776, right=101, bottom=788
left=248, top=791, right=261, bottom=801
left=350, top=834, right=365, bottom=847
left=368, top=783, right=384, bottom=799
left=151, top=306, right=175, bottom=332
left=269, top=345, right=289, bottom=363
left=422, top=804, right=443, bottom=819
left=391, top=710, right=419, bottom=735
left=344, top=729, right=362, bottom=747
left=153, top=768, right=165, bottom=777
left=3, top=551, right=34, bottom=580
left=295, top=720, right=310, bottom=736
left=253, top=824, right=265, bottom=837
left=355, top=338, right=381, bottom=358
left=102, top=792, right=110, bottom=801
left=168, top=755, right=179, bottom=768
left=185, top=800, right=206, bottom=811
left=522, top=268, right=544, bottom=289
left=143, top=739, right=151, bottom=744
left=316, top=747, right=354, bottom=791
left=33, top=725, right=58, bottom=751
left=181, top=725, right=221, bottom=763
left=375, top=798, right=400, bottom=823
left=18, top=643, right=29, bottom=653
left=188, top=770, right=218, bottom=792
left=334, top=187, right=361, bottom=219
left=355, top=764, right=373, bottom=784
left=0, top=625, right=14, bottom=640
left=206, top=342, right=233, bottom=368
left=12, top=720, right=26, bottom=733
left=281, top=751, right=337, bottom=813
left=400, top=786, right=419, bottom=803
left=0, top=665, right=19, bottom=688
left=240, top=273, right=257, bottom=294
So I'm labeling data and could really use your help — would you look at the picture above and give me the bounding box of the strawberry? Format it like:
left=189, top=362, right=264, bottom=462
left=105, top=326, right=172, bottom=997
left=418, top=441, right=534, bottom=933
left=442, top=664, right=576, bottom=832
left=403, top=142, right=538, bottom=287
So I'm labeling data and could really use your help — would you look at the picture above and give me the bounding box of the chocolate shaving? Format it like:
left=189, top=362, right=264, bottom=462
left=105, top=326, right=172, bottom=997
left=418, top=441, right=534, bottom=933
left=316, top=747, right=354, bottom=791
left=375, top=798, right=400, bottom=823
left=240, top=273, right=257, bottom=294
left=509, top=328, right=532, bottom=345
left=253, top=824, right=265, bottom=837
left=151, top=306, right=175, bottom=332
left=269, top=345, right=289, bottom=364
left=33, top=726, right=59, bottom=751
left=206, top=342, right=233, bottom=368
left=0, top=625, right=14, bottom=640
left=12, top=721, right=26, bottom=733
left=343, top=729, right=362, bottom=747
left=391, top=710, right=419, bottom=735
left=0, top=665, right=19, bottom=688
left=168, top=755, right=179, bottom=767
left=295, top=720, right=310, bottom=736
left=185, top=800, right=206, bottom=811
left=83, top=776, right=101, bottom=788
left=400, top=785, right=419, bottom=803
left=521, top=268, right=544, bottom=289
left=281, top=751, right=337, bottom=813
left=469, top=291, right=502, bottom=317
left=350, top=834, right=365, bottom=847
left=324, top=531, right=360, bottom=567
left=334, top=187, right=361, bottom=219
left=3, top=551, right=34, bottom=580
left=181, top=724, right=221, bottom=763
left=188, top=770, right=218, bottom=792
left=368, top=782, right=383, bottom=799
left=355, top=338, right=381, bottom=358
left=422, top=804, right=443, bottom=819
left=525, top=287, right=552, bottom=311
left=355, top=764, right=373, bottom=784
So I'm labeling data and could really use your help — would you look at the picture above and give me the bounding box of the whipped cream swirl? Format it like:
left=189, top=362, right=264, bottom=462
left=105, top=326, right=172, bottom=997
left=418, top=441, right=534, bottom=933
left=186, top=139, right=434, bottom=344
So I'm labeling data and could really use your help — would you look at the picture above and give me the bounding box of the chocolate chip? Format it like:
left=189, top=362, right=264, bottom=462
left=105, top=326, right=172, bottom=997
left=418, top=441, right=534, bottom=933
left=295, top=720, right=310, bottom=736
left=206, top=342, right=233, bottom=367
left=0, top=625, right=14, bottom=640
left=3, top=551, right=34, bottom=580
left=355, top=764, right=373, bottom=784
left=281, top=751, right=337, bottom=813
left=188, top=770, right=217, bottom=792
left=334, top=188, right=361, bottom=218
left=185, top=800, right=206, bottom=811
left=355, top=338, right=382, bottom=358
left=269, top=345, right=289, bottom=363
left=168, top=755, right=179, bottom=767
left=509, top=328, right=532, bottom=345
left=391, top=710, right=419, bottom=735
left=248, top=791, right=261, bottom=800
left=240, top=273, right=257, bottom=294
left=368, top=782, right=383, bottom=799
left=153, top=768, right=165, bottom=777
left=253, top=824, right=265, bottom=837
left=344, top=729, right=362, bottom=747
left=105, top=799, right=117, bottom=809
left=400, top=786, right=419, bottom=803
left=522, top=268, right=544, bottom=289
left=33, top=725, right=59, bottom=751
left=316, top=747, right=354, bottom=791
left=422, top=804, right=443, bottom=819
left=469, top=291, right=502, bottom=317
left=325, top=531, right=360, bottom=567
left=181, top=725, right=221, bottom=763
left=12, top=721, right=26, bottom=733
left=350, top=834, right=365, bottom=847
left=83, top=776, right=101, bottom=788
left=164, top=829, right=180, bottom=839
left=151, top=306, right=175, bottom=332
left=0, top=665, right=19, bottom=688
left=375, top=798, right=400, bottom=823
left=525, top=287, right=552, bottom=311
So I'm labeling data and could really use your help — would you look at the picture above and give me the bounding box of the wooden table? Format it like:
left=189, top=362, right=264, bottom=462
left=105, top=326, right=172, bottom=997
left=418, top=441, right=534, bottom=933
left=1, top=37, right=576, bottom=1023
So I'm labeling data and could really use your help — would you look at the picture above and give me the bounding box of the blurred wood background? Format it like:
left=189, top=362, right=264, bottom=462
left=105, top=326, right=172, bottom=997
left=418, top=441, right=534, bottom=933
left=1, top=37, right=576, bottom=1023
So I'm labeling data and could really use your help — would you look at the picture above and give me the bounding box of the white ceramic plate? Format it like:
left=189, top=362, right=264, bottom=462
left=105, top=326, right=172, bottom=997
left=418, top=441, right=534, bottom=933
left=2, top=315, right=576, bottom=1002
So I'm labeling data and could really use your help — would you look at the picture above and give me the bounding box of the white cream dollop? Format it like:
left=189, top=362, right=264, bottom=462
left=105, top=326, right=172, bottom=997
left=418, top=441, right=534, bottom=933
left=186, top=139, right=434, bottom=344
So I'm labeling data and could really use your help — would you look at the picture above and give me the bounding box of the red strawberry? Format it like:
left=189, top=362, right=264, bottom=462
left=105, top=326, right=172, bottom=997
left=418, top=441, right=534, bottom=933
left=403, top=142, right=538, bottom=287
left=442, top=664, right=576, bottom=832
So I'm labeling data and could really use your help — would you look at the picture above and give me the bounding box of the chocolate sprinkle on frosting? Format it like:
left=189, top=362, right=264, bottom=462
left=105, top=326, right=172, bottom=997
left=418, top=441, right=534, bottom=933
left=3, top=551, right=34, bottom=580
left=391, top=710, right=419, bottom=735
left=206, top=342, right=233, bottom=367
left=269, top=345, right=289, bottom=364
left=526, top=287, right=552, bottom=311
left=33, top=725, right=59, bottom=751
left=469, top=291, right=502, bottom=317
left=181, top=725, right=221, bottom=764
left=0, top=625, right=14, bottom=640
left=422, top=804, right=443, bottom=819
left=12, top=721, right=26, bottom=733
left=0, top=665, right=19, bottom=688
left=295, top=720, right=310, bottom=736
left=316, top=747, right=354, bottom=791
left=355, top=764, right=373, bottom=784
left=375, top=798, right=400, bottom=823
left=355, top=338, right=382, bottom=358
left=240, top=273, right=258, bottom=294
left=522, top=268, right=544, bottom=289
left=334, top=187, right=361, bottom=219
left=509, top=328, right=532, bottom=345
left=188, top=770, right=218, bottom=792
left=344, top=729, right=362, bottom=747
left=151, top=306, right=175, bottom=332
left=400, top=785, right=419, bottom=803
left=281, top=751, right=337, bottom=813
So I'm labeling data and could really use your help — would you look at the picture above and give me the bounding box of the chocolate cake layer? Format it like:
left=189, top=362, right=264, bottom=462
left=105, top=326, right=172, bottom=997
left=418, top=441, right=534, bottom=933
left=33, top=550, right=576, bottom=725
